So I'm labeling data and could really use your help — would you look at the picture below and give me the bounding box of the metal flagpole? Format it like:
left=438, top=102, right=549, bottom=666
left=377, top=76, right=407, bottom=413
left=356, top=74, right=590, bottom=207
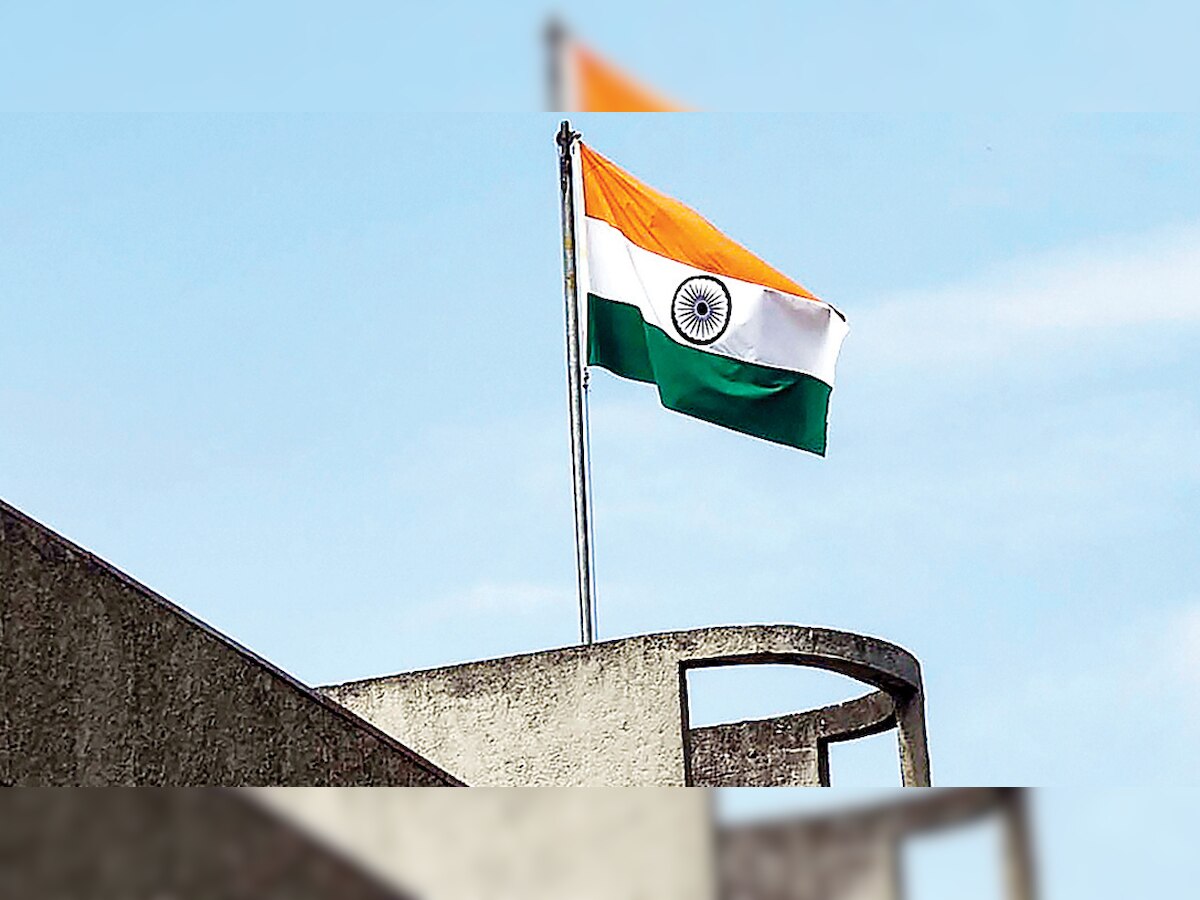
left=544, top=17, right=567, bottom=111
left=557, top=119, right=596, bottom=645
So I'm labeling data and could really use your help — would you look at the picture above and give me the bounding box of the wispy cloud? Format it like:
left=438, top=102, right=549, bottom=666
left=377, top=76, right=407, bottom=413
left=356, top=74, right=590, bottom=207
left=854, top=224, right=1200, bottom=372
left=446, top=581, right=568, bottom=616
left=405, top=580, right=570, bottom=629
left=1166, top=601, right=1200, bottom=688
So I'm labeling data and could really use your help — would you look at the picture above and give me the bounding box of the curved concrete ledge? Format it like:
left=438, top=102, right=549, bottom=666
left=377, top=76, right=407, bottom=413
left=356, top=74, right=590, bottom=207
left=663, top=625, right=922, bottom=696
left=667, top=625, right=928, bottom=787
left=688, top=690, right=896, bottom=786
left=323, top=624, right=931, bottom=787
left=815, top=690, right=898, bottom=743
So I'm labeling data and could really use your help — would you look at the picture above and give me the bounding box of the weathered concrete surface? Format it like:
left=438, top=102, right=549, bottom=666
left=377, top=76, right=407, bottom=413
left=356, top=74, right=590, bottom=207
left=324, top=626, right=929, bottom=787
left=689, top=691, right=896, bottom=787
left=251, top=787, right=718, bottom=900
left=0, top=498, right=459, bottom=785
left=0, top=788, right=416, bottom=899
left=717, top=788, right=1037, bottom=900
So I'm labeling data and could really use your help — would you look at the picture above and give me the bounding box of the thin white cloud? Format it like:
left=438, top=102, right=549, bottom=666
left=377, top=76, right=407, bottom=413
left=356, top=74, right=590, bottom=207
left=1166, top=602, right=1200, bottom=687
left=418, top=580, right=569, bottom=621
left=854, top=223, right=1200, bottom=371
left=456, top=581, right=567, bottom=615
left=1006, top=227, right=1200, bottom=328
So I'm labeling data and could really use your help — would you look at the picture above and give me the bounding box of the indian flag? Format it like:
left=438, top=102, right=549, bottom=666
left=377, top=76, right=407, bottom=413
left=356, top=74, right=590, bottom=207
left=575, top=142, right=849, bottom=455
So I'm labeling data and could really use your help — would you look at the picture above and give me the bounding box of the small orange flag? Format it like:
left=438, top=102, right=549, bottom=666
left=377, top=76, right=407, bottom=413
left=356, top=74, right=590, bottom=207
left=547, top=22, right=687, bottom=112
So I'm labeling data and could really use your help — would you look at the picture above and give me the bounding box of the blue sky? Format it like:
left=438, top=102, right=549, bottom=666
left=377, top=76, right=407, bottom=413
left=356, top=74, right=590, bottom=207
left=2, top=2, right=1199, bottom=111
left=2, top=114, right=1198, bottom=890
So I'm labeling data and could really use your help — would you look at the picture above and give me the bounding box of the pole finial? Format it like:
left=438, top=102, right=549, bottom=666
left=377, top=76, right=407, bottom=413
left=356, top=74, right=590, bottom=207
left=557, top=119, right=579, bottom=149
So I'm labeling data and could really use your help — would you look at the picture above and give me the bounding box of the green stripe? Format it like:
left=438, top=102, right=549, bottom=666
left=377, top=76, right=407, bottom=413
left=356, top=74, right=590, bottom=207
left=587, top=293, right=833, bottom=455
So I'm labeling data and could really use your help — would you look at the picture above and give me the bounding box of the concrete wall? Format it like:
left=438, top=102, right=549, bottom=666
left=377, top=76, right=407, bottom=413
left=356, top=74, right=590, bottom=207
left=324, top=626, right=929, bottom=787
left=0, top=498, right=458, bottom=786
left=251, top=788, right=718, bottom=900
left=689, top=692, right=897, bottom=787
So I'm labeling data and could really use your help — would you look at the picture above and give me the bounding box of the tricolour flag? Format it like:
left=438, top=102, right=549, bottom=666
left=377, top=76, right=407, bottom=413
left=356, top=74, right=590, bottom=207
left=577, top=143, right=849, bottom=455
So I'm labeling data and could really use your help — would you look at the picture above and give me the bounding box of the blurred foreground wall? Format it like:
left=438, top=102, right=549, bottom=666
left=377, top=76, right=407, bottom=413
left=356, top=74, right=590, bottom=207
left=0, top=788, right=415, bottom=899
left=0, top=788, right=1040, bottom=899
left=252, top=787, right=719, bottom=900
left=718, top=788, right=1036, bottom=900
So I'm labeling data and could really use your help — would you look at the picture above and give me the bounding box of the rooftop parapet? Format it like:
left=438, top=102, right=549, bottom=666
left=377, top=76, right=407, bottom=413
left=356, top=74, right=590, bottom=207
left=324, top=625, right=930, bottom=787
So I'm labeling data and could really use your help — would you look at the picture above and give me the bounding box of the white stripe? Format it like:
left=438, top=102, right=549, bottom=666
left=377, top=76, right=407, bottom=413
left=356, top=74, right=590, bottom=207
left=571, top=137, right=590, bottom=355
left=581, top=216, right=849, bottom=386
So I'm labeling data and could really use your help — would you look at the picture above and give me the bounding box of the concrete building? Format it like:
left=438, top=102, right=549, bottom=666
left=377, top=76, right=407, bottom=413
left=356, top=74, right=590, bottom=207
left=2, top=497, right=1025, bottom=897
left=2, top=496, right=928, bottom=787
left=323, top=627, right=930, bottom=787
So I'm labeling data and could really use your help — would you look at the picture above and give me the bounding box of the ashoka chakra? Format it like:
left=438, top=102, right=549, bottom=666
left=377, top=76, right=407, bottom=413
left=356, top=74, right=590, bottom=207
left=671, top=275, right=732, bottom=345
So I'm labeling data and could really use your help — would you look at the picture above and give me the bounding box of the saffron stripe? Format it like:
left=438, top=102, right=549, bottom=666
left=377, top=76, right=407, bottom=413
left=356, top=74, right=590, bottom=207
left=579, top=143, right=820, bottom=303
